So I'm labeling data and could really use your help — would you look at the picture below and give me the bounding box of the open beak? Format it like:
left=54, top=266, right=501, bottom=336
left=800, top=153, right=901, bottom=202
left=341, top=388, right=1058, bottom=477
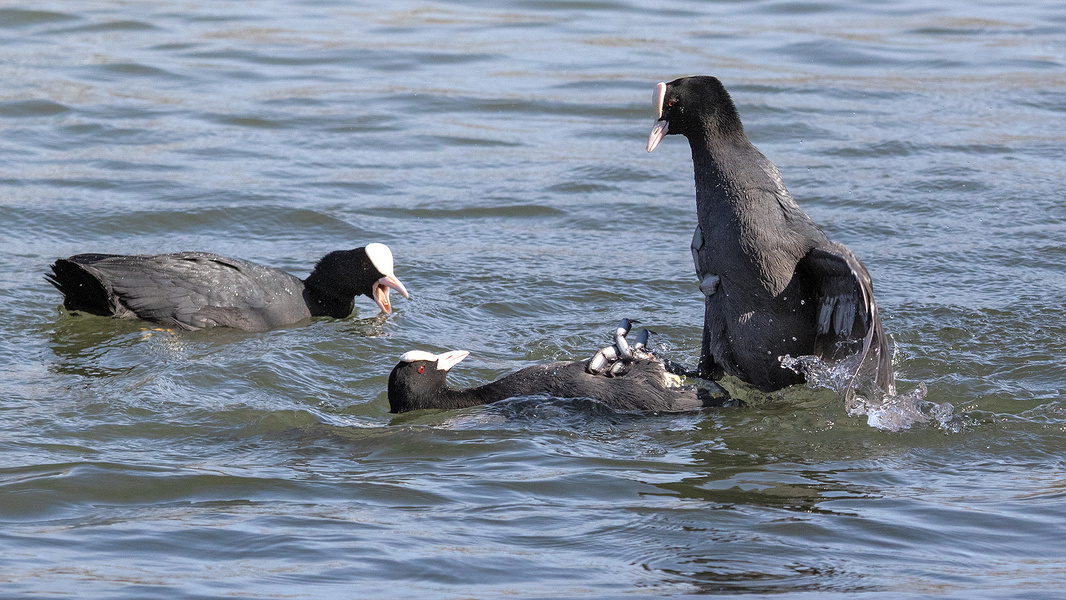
left=647, top=81, right=668, bottom=152
left=372, top=274, right=409, bottom=314
left=435, top=349, right=470, bottom=372
left=647, top=120, right=668, bottom=152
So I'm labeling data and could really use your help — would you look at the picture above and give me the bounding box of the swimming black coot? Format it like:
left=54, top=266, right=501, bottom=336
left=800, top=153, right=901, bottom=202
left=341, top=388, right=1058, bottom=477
left=388, top=321, right=727, bottom=413
left=647, top=76, right=894, bottom=393
left=47, top=243, right=408, bottom=331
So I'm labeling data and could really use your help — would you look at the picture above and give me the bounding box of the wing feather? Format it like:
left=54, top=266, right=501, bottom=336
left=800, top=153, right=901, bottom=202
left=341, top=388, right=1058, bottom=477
left=61, top=252, right=298, bottom=330
left=798, top=244, right=894, bottom=393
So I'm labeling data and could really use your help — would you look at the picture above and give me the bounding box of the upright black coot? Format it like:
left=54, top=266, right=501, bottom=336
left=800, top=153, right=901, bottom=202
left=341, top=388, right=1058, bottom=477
left=647, top=76, right=894, bottom=393
left=388, top=341, right=727, bottom=414
left=47, top=243, right=409, bottom=331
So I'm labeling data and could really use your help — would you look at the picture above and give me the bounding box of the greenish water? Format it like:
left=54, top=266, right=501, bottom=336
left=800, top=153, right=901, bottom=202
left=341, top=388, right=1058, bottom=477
left=1, top=0, right=1064, bottom=597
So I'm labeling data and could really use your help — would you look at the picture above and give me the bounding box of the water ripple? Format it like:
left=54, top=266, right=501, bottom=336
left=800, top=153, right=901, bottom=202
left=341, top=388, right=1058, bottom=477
left=3, top=0, right=1066, bottom=597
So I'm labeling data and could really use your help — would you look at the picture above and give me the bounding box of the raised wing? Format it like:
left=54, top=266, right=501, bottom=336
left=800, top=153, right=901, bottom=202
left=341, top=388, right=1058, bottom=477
left=798, top=244, right=894, bottom=393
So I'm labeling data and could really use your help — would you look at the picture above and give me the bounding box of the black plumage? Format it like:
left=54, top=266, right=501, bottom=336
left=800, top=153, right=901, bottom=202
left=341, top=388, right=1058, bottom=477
left=387, top=349, right=725, bottom=414
left=46, top=244, right=408, bottom=331
left=647, top=76, right=894, bottom=393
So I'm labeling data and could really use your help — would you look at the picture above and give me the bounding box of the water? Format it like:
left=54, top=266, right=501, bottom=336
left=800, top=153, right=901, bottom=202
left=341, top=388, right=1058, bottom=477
left=1, top=0, right=1064, bottom=597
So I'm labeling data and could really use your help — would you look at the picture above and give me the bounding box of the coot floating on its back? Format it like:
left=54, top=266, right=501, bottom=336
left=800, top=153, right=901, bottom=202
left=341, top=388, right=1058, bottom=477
left=388, top=321, right=729, bottom=413
left=47, top=243, right=408, bottom=331
left=647, top=76, right=894, bottom=393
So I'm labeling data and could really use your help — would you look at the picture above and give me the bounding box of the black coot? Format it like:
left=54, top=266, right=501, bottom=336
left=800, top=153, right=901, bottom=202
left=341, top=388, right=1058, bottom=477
left=388, top=350, right=720, bottom=413
left=387, top=324, right=729, bottom=414
left=647, top=76, right=894, bottom=393
left=47, top=243, right=408, bottom=331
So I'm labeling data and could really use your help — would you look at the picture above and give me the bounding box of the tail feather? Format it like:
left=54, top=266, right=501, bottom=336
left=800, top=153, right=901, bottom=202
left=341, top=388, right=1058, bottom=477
left=47, top=259, right=116, bottom=316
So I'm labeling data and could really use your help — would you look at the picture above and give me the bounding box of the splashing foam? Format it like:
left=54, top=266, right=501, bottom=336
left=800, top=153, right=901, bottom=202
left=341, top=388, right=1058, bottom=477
left=780, top=353, right=955, bottom=432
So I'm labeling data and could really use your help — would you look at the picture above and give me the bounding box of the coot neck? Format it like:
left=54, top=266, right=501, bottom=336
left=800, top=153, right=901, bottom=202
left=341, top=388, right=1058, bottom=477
left=687, top=130, right=768, bottom=217
left=302, top=285, right=355, bottom=319
left=434, top=367, right=553, bottom=410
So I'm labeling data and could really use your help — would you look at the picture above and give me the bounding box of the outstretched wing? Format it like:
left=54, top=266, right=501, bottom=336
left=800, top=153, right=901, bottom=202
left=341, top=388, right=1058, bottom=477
left=61, top=253, right=295, bottom=330
left=798, top=244, right=894, bottom=392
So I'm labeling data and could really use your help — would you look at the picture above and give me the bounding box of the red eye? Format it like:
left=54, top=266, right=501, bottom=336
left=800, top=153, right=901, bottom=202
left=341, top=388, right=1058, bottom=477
left=667, top=99, right=676, bottom=107
left=418, top=365, right=425, bottom=374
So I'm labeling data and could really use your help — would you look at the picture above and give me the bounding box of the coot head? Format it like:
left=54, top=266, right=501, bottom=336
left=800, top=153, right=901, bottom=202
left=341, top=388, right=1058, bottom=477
left=307, top=243, right=409, bottom=313
left=647, top=76, right=744, bottom=152
left=388, top=349, right=469, bottom=413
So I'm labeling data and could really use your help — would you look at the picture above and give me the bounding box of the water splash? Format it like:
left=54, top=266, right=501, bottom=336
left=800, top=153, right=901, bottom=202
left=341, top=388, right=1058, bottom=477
left=781, top=354, right=955, bottom=432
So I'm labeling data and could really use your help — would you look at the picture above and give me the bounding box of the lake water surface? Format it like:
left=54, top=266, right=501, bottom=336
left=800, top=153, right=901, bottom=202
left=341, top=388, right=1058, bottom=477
left=1, top=0, right=1064, bottom=598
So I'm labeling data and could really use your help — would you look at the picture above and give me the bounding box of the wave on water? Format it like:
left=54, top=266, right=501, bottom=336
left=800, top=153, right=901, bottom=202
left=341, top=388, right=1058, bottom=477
left=781, top=353, right=956, bottom=433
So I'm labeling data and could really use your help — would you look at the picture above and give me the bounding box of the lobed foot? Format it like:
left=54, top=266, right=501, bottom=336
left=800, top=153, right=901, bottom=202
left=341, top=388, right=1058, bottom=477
left=588, top=319, right=656, bottom=376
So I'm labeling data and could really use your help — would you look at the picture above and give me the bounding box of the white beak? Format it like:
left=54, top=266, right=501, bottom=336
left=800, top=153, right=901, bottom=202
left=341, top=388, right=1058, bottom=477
left=647, top=120, right=668, bottom=153
left=647, top=81, right=668, bottom=153
left=372, top=274, right=409, bottom=314
left=435, top=349, right=470, bottom=371
left=398, top=349, right=470, bottom=372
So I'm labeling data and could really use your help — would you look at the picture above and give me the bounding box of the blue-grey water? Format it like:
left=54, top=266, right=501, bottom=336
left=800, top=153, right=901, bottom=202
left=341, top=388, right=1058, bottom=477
left=1, top=0, right=1064, bottom=598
